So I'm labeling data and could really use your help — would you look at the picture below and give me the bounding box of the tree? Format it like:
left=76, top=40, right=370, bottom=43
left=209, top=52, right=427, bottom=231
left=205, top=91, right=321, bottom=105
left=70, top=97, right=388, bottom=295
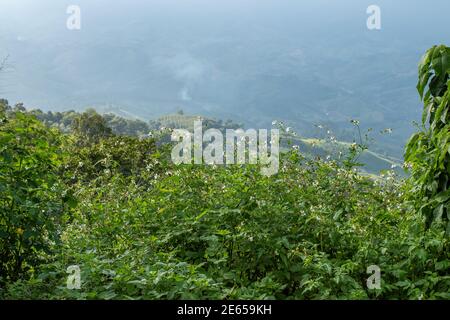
left=71, top=109, right=112, bottom=143
left=13, top=103, right=26, bottom=112
left=0, top=99, right=9, bottom=114
left=405, top=45, right=450, bottom=231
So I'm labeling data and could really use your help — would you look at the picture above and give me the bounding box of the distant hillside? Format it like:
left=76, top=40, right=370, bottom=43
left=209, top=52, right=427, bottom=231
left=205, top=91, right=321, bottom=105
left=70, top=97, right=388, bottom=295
left=151, top=112, right=404, bottom=176
left=151, top=112, right=242, bottom=132
left=2, top=99, right=402, bottom=176
left=284, top=137, right=404, bottom=176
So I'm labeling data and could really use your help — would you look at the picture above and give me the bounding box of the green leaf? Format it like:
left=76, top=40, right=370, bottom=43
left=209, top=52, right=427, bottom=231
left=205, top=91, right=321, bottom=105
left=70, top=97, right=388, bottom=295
left=195, top=210, right=209, bottom=221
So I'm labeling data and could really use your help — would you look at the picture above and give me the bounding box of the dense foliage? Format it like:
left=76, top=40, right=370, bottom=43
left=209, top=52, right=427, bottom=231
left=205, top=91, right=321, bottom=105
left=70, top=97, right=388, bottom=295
left=406, top=45, right=450, bottom=230
left=0, top=47, right=449, bottom=300
left=0, top=105, right=70, bottom=283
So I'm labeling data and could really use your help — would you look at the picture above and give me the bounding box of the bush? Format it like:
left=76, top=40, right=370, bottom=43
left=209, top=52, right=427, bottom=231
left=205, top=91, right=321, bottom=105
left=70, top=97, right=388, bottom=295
left=0, top=110, right=71, bottom=283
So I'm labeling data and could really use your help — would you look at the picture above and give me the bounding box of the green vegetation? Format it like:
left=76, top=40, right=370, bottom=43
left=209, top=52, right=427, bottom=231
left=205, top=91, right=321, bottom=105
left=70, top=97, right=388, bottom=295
left=29, top=108, right=151, bottom=137
left=406, top=45, right=450, bottom=230
left=0, top=109, right=70, bottom=282
left=281, top=136, right=403, bottom=176
left=0, top=47, right=449, bottom=300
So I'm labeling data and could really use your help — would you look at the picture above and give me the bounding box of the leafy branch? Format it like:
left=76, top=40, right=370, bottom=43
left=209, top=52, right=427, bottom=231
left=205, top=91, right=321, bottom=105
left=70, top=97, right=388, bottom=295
left=405, top=44, right=450, bottom=231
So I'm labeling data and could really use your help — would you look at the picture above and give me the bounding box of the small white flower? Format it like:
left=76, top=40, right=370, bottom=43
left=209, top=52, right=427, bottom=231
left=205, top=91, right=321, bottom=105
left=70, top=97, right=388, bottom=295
left=403, top=162, right=413, bottom=170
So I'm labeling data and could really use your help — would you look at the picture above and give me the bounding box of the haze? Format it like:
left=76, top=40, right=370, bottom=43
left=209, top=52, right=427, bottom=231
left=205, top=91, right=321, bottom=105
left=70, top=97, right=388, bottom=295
left=1, top=0, right=449, bottom=157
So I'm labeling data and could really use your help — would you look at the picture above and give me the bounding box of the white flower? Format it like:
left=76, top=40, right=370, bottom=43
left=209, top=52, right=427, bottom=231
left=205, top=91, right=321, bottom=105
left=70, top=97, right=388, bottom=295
left=403, top=162, right=413, bottom=170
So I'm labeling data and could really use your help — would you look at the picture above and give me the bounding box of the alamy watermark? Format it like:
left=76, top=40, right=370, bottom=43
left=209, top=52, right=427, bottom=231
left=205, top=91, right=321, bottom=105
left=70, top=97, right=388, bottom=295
left=64, top=263, right=381, bottom=291
left=367, top=5, right=381, bottom=30
left=67, top=5, right=81, bottom=30
left=171, top=120, right=280, bottom=176
left=367, top=265, right=381, bottom=290
left=66, top=265, right=81, bottom=290
left=65, top=5, right=380, bottom=31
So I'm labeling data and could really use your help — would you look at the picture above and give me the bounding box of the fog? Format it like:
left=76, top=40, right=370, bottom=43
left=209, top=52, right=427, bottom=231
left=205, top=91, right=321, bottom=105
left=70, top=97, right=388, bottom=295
left=1, top=0, right=449, bottom=157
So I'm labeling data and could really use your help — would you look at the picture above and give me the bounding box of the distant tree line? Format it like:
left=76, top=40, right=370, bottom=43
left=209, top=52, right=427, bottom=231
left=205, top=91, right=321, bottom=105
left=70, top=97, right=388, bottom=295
left=0, top=100, right=242, bottom=139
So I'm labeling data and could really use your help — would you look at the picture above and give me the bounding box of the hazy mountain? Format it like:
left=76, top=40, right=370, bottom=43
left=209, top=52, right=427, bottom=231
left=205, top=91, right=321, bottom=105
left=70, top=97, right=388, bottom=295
left=1, top=0, right=449, bottom=158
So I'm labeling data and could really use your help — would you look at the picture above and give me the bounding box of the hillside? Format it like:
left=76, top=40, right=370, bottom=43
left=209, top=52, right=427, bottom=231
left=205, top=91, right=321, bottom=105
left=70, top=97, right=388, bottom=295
left=286, top=137, right=404, bottom=176
left=1, top=0, right=450, bottom=304
left=145, top=112, right=405, bottom=176
left=1, top=98, right=449, bottom=300
left=1, top=45, right=450, bottom=301
left=15, top=107, right=404, bottom=176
